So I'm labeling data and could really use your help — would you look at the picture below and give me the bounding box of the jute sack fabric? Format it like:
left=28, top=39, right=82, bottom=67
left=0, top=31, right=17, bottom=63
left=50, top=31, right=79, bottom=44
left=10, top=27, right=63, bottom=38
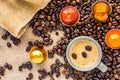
left=0, top=0, right=50, bottom=38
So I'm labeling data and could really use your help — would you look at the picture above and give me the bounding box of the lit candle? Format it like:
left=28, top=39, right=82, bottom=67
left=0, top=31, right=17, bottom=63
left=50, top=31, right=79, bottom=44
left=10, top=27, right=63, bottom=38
left=60, top=6, right=80, bottom=26
left=105, top=29, right=120, bottom=49
left=29, top=46, right=48, bottom=64
left=92, top=1, right=112, bottom=22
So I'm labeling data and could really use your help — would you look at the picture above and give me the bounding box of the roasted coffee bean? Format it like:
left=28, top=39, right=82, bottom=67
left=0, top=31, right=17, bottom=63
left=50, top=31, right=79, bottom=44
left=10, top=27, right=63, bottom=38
left=48, top=53, right=54, bottom=58
left=50, top=64, right=57, bottom=70
left=65, top=74, right=70, bottom=79
left=7, top=42, right=11, bottom=48
left=55, top=32, right=59, bottom=36
left=34, top=40, right=39, bottom=46
left=62, top=44, right=66, bottom=50
left=4, top=63, right=9, bottom=68
left=82, top=52, right=87, bottom=58
left=2, top=35, right=7, bottom=40
left=38, top=69, right=42, bottom=74
left=49, top=39, right=53, bottom=44
left=7, top=64, right=12, bottom=70
left=43, top=38, right=50, bottom=42
left=39, top=14, right=45, bottom=19
left=72, top=53, right=77, bottom=59
left=55, top=59, right=60, bottom=65
left=37, top=42, right=43, bottom=49
left=18, top=66, right=22, bottom=71
left=65, top=28, right=71, bottom=34
left=49, top=71, right=53, bottom=77
left=56, top=71, right=60, bottom=77
left=22, top=63, right=27, bottom=69
left=13, top=41, right=19, bottom=45
left=26, top=46, right=31, bottom=52
left=85, top=45, right=92, bottom=51
left=5, top=31, right=10, bottom=36
left=26, top=61, right=33, bottom=70
left=28, top=73, right=33, bottom=79
left=28, top=41, right=33, bottom=46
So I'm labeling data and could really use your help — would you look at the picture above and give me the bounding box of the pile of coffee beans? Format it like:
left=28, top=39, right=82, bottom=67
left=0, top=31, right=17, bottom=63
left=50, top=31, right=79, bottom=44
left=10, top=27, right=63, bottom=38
left=1, top=0, right=120, bottom=80
left=29, top=0, right=120, bottom=79
left=38, top=59, right=63, bottom=80
left=18, top=61, right=33, bottom=71
left=26, top=38, right=53, bottom=52
left=4, top=63, right=12, bottom=70
left=0, top=63, right=13, bottom=78
left=1, top=31, right=21, bottom=48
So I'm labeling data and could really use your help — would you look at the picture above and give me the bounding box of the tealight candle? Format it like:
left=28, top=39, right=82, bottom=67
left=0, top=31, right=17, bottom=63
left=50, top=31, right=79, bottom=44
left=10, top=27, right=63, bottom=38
left=105, top=29, right=120, bottom=49
left=29, top=46, right=48, bottom=64
left=60, top=6, right=80, bottom=26
left=92, top=1, right=112, bottom=22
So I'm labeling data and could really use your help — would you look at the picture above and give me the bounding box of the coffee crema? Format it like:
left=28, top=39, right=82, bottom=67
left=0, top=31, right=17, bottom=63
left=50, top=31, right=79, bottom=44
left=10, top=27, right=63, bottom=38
left=69, top=39, right=99, bottom=68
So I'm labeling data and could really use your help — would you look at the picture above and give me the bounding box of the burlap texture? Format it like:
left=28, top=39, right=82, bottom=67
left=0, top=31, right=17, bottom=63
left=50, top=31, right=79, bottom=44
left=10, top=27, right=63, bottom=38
left=0, top=0, right=50, bottom=38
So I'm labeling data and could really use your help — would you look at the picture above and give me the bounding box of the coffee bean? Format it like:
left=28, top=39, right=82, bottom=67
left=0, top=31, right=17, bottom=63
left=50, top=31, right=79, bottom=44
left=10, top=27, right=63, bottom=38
left=26, top=46, right=31, bottom=52
left=65, top=29, right=71, bottom=34
left=85, top=45, right=92, bottom=51
left=7, top=64, right=12, bottom=70
left=43, top=38, right=50, bottom=42
left=18, top=66, right=22, bottom=71
left=5, top=31, right=10, bottom=36
left=55, top=59, right=60, bottom=65
left=22, top=63, right=27, bottom=69
left=82, top=52, right=87, bottom=58
left=39, top=14, right=45, bottom=19
left=13, top=41, right=19, bottom=45
left=28, top=73, right=33, bottom=79
left=7, top=42, right=11, bottom=48
left=37, top=42, right=43, bottom=49
left=62, top=44, right=66, bottom=50
left=50, top=64, right=57, bottom=70
left=72, top=53, right=77, bottom=59
left=35, top=21, right=40, bottom=26
left=2, top=35, right=7, bottom=40
left=56, top=71, right=60, bottom=77
left=65, top=74, right=70, bottom=79
left=55, top=32, right=59, bottom=36
left=50, top=21, right=56, bottom=27
left=4, top=63, right=8, bottom=68
left=26, top=62, right=33, bottom=70
left=107, top=22, right=112, bottom=29
left=28, top=41, right=33, bottom=46
left=34, top=40, right=39, bottom=46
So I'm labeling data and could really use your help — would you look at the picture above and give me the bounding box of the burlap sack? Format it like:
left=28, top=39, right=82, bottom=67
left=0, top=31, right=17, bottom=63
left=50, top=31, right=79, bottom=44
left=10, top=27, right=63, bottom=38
left=0, top=0, right=50, bottom=38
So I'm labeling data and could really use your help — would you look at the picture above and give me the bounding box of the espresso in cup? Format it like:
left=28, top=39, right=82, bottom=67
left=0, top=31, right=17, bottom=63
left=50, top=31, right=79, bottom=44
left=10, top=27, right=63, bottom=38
left=66, top=36, right=107, bottom=72
left=69, top=39, right=99, bottom=68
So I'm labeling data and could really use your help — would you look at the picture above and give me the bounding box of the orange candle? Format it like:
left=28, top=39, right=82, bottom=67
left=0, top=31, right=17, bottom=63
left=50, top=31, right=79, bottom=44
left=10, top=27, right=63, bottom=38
left=60, top=6, right=80, bottom=26
left=105, top=29, right=120, bottom=49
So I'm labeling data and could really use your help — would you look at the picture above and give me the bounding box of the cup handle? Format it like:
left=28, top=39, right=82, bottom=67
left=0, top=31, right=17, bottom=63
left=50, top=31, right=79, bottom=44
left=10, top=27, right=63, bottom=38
left=97, top=62, right=108, bottom=72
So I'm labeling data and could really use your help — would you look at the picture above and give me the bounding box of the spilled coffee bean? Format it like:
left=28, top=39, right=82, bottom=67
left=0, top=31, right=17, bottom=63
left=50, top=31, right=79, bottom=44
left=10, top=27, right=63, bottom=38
left=72, top=53, right=77, bottom=59
left=82, top=52, right=87, bottom=58
left=85, top=45, right=92, bottom=51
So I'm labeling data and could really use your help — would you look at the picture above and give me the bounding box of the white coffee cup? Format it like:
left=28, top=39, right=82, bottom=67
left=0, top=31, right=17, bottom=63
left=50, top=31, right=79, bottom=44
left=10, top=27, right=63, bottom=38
left=66, top=36, right=107, bottom=72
